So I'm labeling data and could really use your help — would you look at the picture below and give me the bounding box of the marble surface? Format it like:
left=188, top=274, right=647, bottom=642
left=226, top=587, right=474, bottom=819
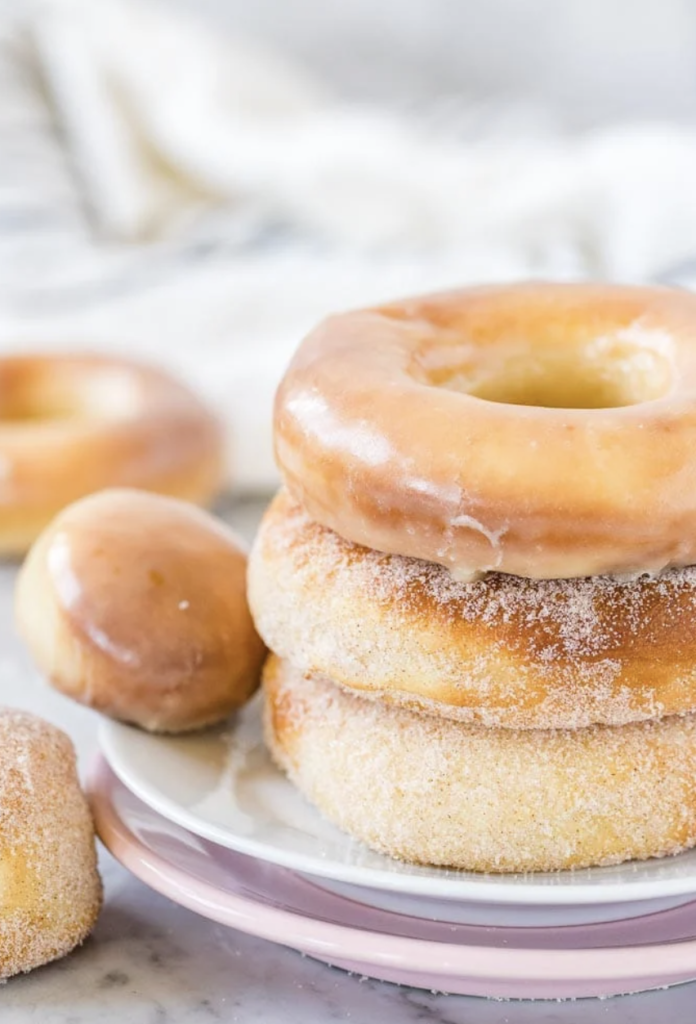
left=1, top=495, right=696, bottom=1023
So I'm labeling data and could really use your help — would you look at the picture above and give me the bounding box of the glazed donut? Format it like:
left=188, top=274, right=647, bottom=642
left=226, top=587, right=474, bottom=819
left=275, top=281, right=696, bottom=580
left=249, top=489, right=696, bottom=730
left=265, top=656, right=696, bottom=872
left=16, top=489, right=265, bottom=733
left=0, top=354, right=224, bottom=554
left=0, top=708, right=101, bottom=977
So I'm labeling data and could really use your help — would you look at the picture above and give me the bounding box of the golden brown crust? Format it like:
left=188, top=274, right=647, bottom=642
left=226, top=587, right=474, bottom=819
left=0, top=708, right=101, bottom=977
left=0, top=354, right=224, bottom=554
left=275, top=281, right=696, bottom=579
left=16, top=489, right=266, bottom=733
left=265, top=656, right=696, bottom=873
left=249, top=490, right=696, bottom=729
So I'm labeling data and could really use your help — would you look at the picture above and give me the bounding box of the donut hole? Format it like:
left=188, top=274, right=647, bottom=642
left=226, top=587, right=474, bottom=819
left=421, top=334, right=674, bottom=409
left=469, top=347, right=672, bottom=409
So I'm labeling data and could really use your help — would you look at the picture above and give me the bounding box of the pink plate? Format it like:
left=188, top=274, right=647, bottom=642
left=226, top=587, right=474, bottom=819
left=89, top=755, right=696, bottom=1000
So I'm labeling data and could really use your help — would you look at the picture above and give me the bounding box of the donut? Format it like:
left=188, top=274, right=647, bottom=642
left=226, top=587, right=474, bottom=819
left=249, top=489, right=696, bottom=730
left=0, top=708, right=101, bottom=977
left=16, top=489, right=266, bottom=733
left=274, top=281, right=696, bottom=580
left=265, top=655, right=696, bottom=873
left=0, top=354, right=224, bottom=555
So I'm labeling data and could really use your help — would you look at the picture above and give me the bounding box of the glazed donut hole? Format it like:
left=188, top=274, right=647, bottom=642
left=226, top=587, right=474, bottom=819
left=408, top=313, right=675, bottom=410
left=16, top=488, right=266, bottom=733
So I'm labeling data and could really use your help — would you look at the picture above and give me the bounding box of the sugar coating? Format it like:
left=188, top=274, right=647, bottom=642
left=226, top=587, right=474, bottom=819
left=265, top=657, right=696, bottom=872
left=0, top=707, right=102, bottom=978
left=248, top=490, right=696, bottom=729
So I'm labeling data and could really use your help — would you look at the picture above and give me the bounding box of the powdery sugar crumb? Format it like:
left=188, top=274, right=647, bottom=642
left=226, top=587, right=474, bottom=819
left=0, top=708, right=101, bottom=978
left=248, top=491, right=696, bottom=730
left=265, top=659, right=696, bottom=873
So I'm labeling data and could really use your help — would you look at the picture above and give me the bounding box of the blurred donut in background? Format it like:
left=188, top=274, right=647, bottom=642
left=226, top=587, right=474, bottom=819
left=0, top=354, right=225, bottom=555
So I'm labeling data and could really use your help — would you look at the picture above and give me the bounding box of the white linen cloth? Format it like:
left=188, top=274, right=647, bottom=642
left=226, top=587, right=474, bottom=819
left=1, top=0, right=696, bottom=489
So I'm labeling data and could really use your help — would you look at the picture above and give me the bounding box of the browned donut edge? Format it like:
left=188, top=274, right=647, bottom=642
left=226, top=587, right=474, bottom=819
left=249, top=489, right=696, bottom=729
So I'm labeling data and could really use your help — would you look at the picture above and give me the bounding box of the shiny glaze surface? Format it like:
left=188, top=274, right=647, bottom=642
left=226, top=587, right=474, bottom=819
left=16, top=489, right=265, bottom=732
left=275, top=282, right=696, bottom=579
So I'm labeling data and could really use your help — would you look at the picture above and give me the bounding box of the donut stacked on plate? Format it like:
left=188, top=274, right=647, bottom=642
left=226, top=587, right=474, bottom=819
left=249, top=282, right=696, bottom=873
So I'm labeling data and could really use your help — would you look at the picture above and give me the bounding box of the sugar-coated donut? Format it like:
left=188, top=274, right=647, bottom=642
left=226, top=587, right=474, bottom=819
left=0, top=354, right=224, bottom=555
left=249, top=490, right=696, bottom=730
left=275, top=282, right=696, bottom=580
left=16, top=489, right=265, bottom=733
left=265, top=656, right=696, bottom=873
left=0, top=708, right=101, bottom=977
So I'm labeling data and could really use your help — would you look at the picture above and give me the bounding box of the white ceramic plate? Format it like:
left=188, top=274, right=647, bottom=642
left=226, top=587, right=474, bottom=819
left=90, top=755, right=696, bottom=1000
left=100, top=695, right=696, bottom=907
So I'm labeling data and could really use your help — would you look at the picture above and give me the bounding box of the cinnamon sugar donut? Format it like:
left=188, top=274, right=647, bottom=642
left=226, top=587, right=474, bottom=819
left=275, top=282, right=696, bottom=580
left=16, top=489, right=265, bottom=733
left=0, top=708, right=101, bottom=977
left=0, top=354, right=224, bottom=554
left=249, top=490, right=696, bottom=730
left=265, top=656, right=696, bottom=873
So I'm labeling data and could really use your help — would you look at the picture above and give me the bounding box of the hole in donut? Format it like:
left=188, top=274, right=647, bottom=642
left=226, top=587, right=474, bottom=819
left=0, top=376, right=82, bottom=422
left=419, top=331, right=674, bottom=409
left=0, top=397, right=75, bottom=422
left=0, top=366, right=140, bottom=423
left=469, top=349, right=671, bottom=408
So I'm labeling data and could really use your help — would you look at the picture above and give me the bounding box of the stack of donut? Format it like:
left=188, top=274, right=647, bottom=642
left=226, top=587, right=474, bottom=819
left=250, top=282, right=696, bottom=873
